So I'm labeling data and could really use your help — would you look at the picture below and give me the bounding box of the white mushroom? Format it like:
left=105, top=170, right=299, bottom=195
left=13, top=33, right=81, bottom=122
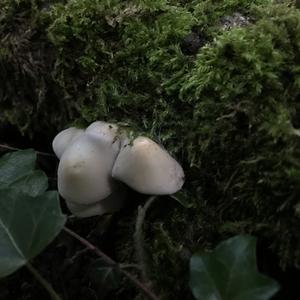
left=57, top=133, right=118, bottom=205
left=85, top=121, right=120, bottom=155
left=66, top=183, right=127, bottom=217
left=112, top=136, right=185, bottom=195
left=52, top=127, right=84, bottom=159
left=54, top=120, right=185, bottom=218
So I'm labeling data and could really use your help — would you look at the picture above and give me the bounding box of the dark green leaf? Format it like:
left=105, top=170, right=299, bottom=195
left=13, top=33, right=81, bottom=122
left=0, top=150, right=48, bottom=196
left=11, top=170, right=48, bottom=197
left=0, top=150, right=36, bottom=186
left=170, top=191, right=193, bottom=208
left=0, top=189, right=66, bottom=278
left=90, top=258, right=121, bottom=294
left=190, top=235, right=280, bottom=300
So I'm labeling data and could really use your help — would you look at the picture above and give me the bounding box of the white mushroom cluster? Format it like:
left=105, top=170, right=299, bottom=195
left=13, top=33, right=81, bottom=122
left=52, top=121, right=185, bottom=217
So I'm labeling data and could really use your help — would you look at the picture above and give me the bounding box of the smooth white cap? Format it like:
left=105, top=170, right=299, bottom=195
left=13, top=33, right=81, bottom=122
left=52, top=127, right=84, bottom=159
left=57, top=133, right=117, bottom=204
left=112, top=136, right=185, bottom=195
left=85, top=121, right=120, bottom=155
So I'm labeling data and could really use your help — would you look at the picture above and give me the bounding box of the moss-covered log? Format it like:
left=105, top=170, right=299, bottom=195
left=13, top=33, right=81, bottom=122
left=1, top=0, right=300, bottom=299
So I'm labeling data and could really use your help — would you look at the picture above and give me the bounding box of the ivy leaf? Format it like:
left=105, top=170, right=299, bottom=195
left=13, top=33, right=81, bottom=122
left=190, top=235, right=280, bottom=300
left=0, top=189, right=66, bottom=278
left=0, top=150, right=66, bottom=278
left=0, top=150, right=48, bottom=196
left=0, top=149, right=36, bottom=185
left=89, top=258, right=121, bottom=295
left=170, top=191, right=194, bottom=208
left=11, top=170, right=48, bottom=197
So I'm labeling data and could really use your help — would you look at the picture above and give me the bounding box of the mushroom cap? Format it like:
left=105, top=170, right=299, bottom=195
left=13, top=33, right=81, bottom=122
left=85, top=121, right=120, bottom=155
left=58, top=133, right=117, bottom=204
left=66, top=183, right=127, bottom=217
left=112, top=136, right=185, bottom=195
left=52, top=127, right=84, bottom=159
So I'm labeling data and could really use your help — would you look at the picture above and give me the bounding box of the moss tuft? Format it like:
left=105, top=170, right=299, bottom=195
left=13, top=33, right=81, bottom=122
left=180, top=2, right=300, bottom=269
left=0, top=0, right=72, bottom=137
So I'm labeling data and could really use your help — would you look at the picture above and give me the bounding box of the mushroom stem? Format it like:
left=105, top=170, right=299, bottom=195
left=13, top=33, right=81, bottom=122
left=134, top=196, right=158, bottom=284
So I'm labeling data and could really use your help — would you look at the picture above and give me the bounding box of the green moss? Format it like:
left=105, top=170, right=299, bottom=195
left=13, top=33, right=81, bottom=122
left=48, top=0, right=197, bottom=138
left=180, top=2, right=300, bottom=268
left=0, top=0, right=73, bottom=137
left=189, top=0, right=271, bottom=35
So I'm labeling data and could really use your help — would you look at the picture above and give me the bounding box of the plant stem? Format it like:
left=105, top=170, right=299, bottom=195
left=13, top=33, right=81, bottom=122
left=120, top=263, right=141, bottom=271
left=26, top=263, right=62, bottom=300
left=63, top=226, right=160, bottom=300
left=0, top=143, right=55, bottom=158
left=134, top=196, right=157, bottom=282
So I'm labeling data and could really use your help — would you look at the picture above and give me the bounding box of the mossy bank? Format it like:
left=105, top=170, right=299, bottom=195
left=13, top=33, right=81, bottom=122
left=1, top=0, right=300, bottom=299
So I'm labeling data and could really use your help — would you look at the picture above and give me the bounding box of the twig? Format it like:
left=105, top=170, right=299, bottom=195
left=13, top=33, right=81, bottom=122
left=26, top=263, right=62, bottom=300
left=67, top=247, right=90, bottom=264
left=120, top=263, right=141, bottom=271
left=223, top=169, right=238, bottom=194
left=134, top=196, right=157, bottom=282
left=63, top=227, right=160, bottom=300
left=0, top=143, right=55, bottom=158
